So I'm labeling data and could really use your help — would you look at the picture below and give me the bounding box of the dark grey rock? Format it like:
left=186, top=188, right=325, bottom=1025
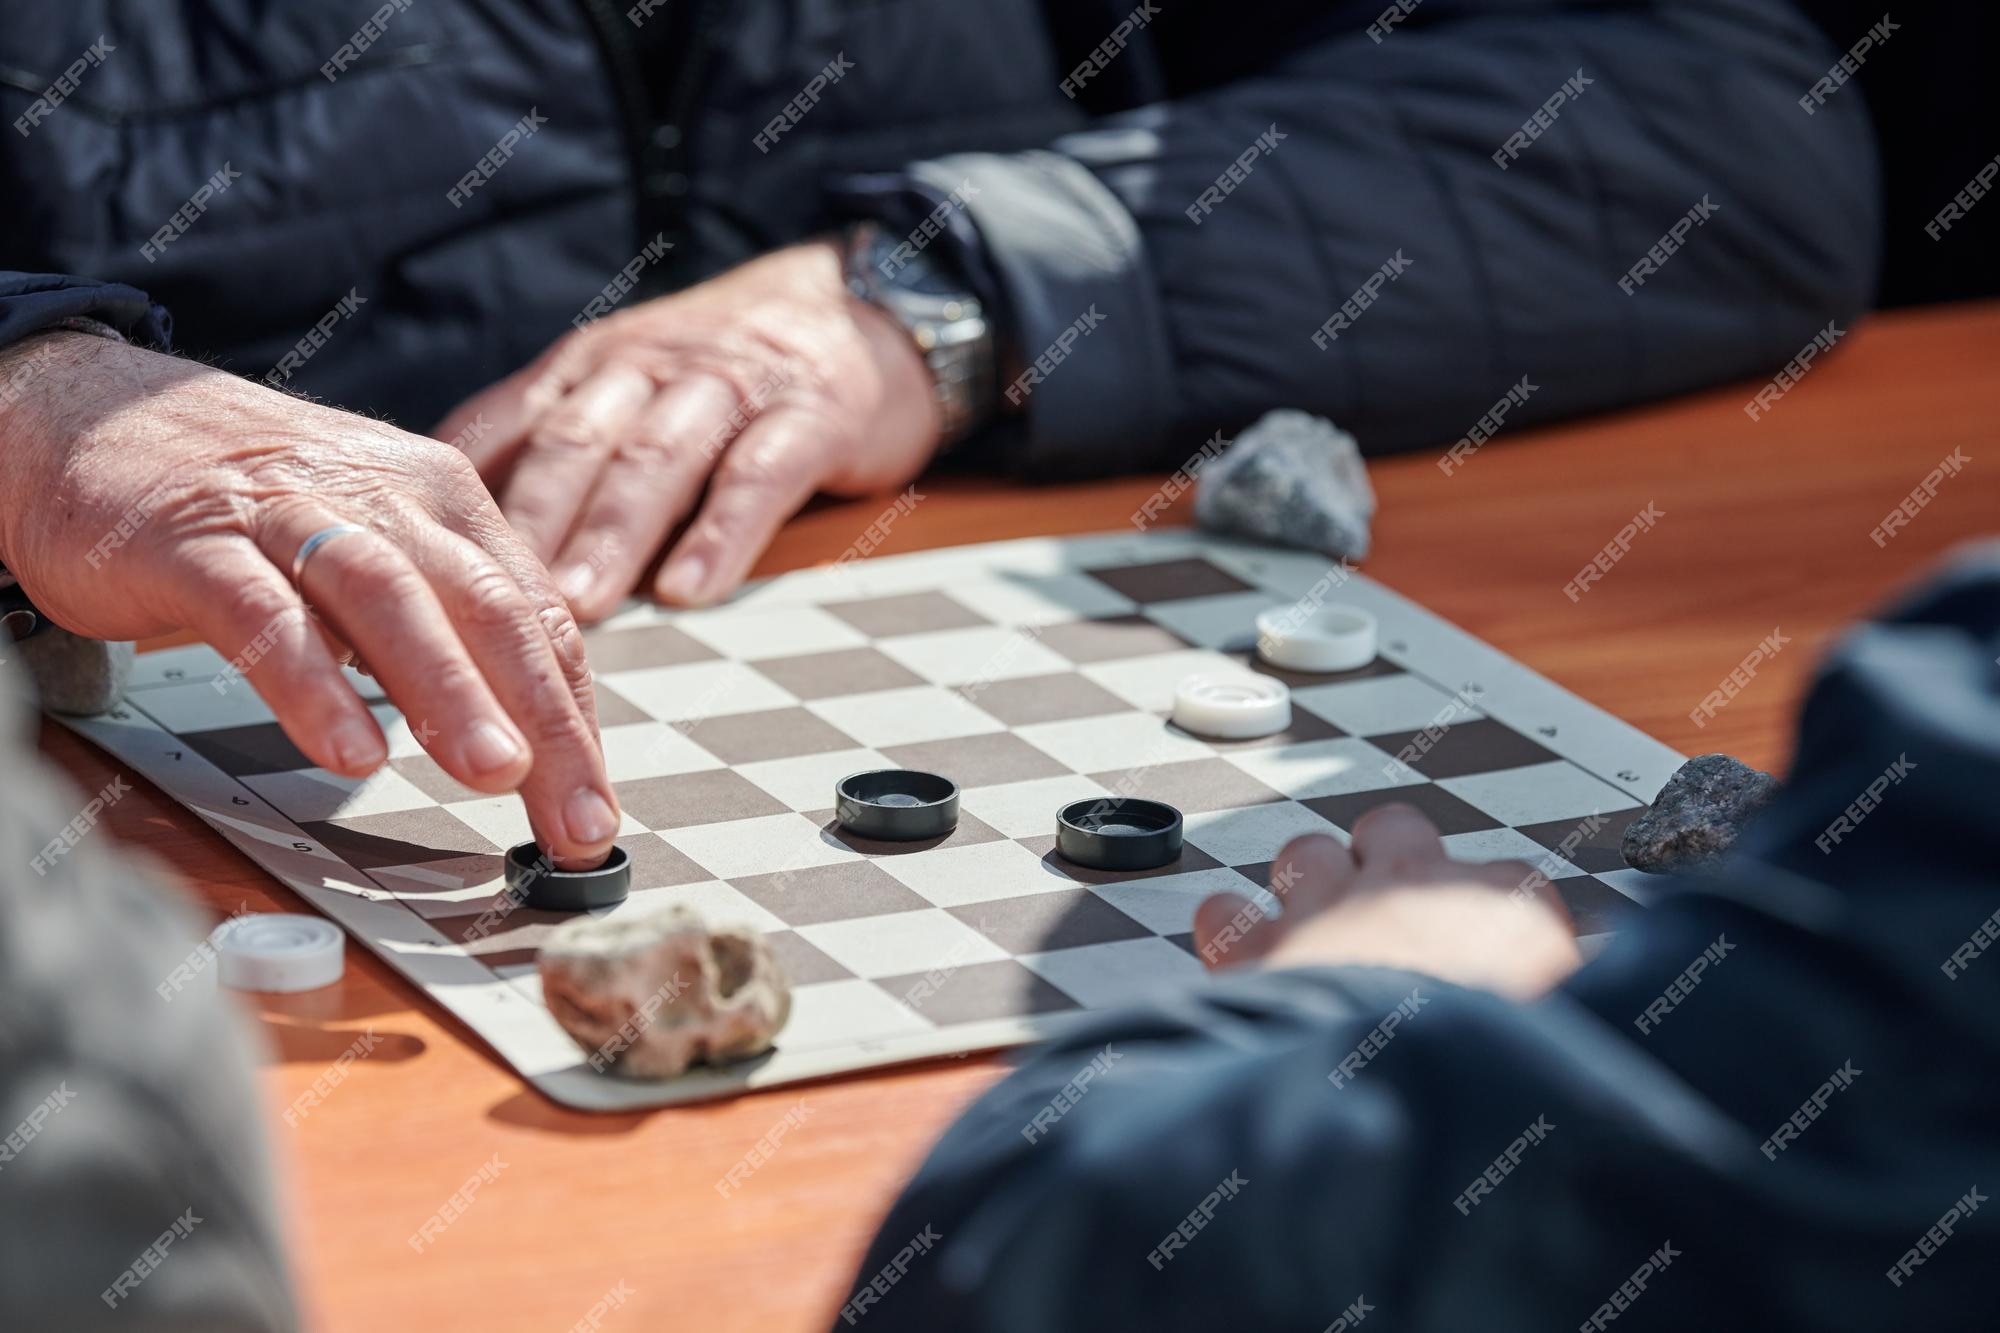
left=1622, top=753, right=1780, bottom=874
left=17, top=629, right=134, bottom=717
left=1194, top=410, right=1375, bottom=561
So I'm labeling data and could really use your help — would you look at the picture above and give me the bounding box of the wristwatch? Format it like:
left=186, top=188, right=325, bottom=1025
left=842, top=221, right=997, bottom=449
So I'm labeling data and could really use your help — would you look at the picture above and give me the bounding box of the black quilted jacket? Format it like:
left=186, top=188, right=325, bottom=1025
left=1, top=0, right=1880, bottom=476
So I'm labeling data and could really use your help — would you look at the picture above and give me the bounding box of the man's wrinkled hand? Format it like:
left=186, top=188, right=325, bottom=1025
left=436, top=239, right=942, bottom=620
left=0, top=332, right=622, bottom=868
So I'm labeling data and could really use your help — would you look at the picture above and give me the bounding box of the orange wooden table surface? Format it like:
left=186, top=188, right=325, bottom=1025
left=36, top=300, right=2000, bottom=1332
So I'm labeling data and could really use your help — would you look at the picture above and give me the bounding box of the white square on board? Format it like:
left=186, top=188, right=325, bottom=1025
left=600, top=660, right=798, bottom=724
left=676, top=605, right=869, bottom=659
left=774, top=980, right=935, bottom=1048
left=1183, top=802, right=1344, bottom=866
left=797, top=909, right=1010, bottom=980
left=875, top=625, right=1072, bottom=686
left=599, top=722, right=728, bottom=782
left=1437, top=761, right=1638, bottom=827
left=878, top=839, right=1069, bottom=908
left=1020, top=937, right=1206, bottom=1008
left=1015, top=711, right=1213, bottom=774
left=805, top=685, right=1003, bottom=749
left=658, top=812, right=857, bottom=880
left=1292, top=674, right=1480, bottom=735
left=736, top=747, right=895, bottom=811
left=1220, top=737, right=1427, bottom=800
left=960, top=774, right=1114, bottom=840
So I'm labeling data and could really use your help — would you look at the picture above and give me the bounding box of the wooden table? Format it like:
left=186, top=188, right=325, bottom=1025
left=37, top=300, right=2000, bottom=1332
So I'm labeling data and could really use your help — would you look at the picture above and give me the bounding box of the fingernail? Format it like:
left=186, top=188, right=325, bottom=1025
left=462, top=719, right=526, bottom=776
left=564, top=787, right=620, bottom=845
left=658, top=555, right=708, bottom=604
left=556, top=564, right=595, bottom=605
left=329, top=717, right=385, bottom=772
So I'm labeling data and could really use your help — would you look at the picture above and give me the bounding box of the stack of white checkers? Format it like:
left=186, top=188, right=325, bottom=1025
left=1171, top=603, right=1379, bottom=741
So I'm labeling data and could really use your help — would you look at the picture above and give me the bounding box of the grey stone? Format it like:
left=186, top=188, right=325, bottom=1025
left=16, top=629, right=134, bottom=717
left=538, top=904, right=791, bottom=1079
left=1621, top=753, right=1780, bottom=874
left=1194, top=410, right=1376, bottom=561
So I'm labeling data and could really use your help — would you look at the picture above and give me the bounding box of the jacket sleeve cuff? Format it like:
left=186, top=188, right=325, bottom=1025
left=0, top=274, right=172, bottom=354
left=841, top=152, right=1177, bottom=477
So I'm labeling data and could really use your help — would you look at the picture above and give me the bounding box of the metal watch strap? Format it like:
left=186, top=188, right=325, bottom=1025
left=842, top=222, right=997, bottom=449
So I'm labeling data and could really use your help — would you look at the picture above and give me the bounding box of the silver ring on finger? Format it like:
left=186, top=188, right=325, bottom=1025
left=289, top=523, right=369, bottom=586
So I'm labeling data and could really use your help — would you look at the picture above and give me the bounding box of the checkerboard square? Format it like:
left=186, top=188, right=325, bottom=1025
left=298, top=808, right=502, bottom=869
left=389, top=754, right=486, bottom=804
left=614, top=769, right=789, bottom=830
left=1020, top=834, right=1225, bottom=885
left=598, top=721, right=727, bottom=782
left=1081, top=650, right=1251, bottom=713
left=1437, top=761, right=1641, bottom=827
left=939, top=574, right=1135, bottom=625
left=878, top=838, right=1068, bottom=907
left=1086, top=757, right=1284, bottom=814
left=958, top=774, right=1112, bottom=839
left=1085, top=557, right=1254, bottom=603
left=615, top=834, right=714, bottom=891
left=871, top=959, right=1079, bottom=1027
left=1020, top=937, right=1206, bottom=1009
left=585, top=622, right=718, bottom=672
left=602, top=660, right=799, bottom=724
left=949, top=888, right=1152, bottom=955
left=797, top=908, right=1010, bottom=980
left=1293, top=674, right=1474, bottom=735
left=368, top=856, right=507, bottom=899
left=876, top=625, right=1073, bottom=687
left=1516, top=808, right=1644, bottom=875
left=660, top=812, right=858, bottom=880
left=1140, top=591, right=1281, bottom=651
left=731, top=860, right=931, bottom=926
left=1551, top=875, right=1645, bottom=937
left=679, top=706, right=861, bottom=765
left=442, top=794, right=646, bottom=851
left=1304, top=783, right=1502, bottom=837
left=763, top=931, right=855, bottom=985
left=619, top=877, right=790, bottom=934
left=954, top=672, right=1130, bottom=727
left=1182, top=802, right=1343, bottom=866
left=183, top=722, right=311, bottom=777
left=1034, top=615, right=1193, bottom=665
left=1087, top=867, right=1276, bottom=937
left=775, top=980, right=932, bottom=1048
left=1015, top=712, right=1213, bottom=774
left=590, top=686, right=655, bottom=728
left=1367, top=718, right=1559, bottom=780
left=1217, top=738, right=1420, bottom=800
left=882, top=732, right=1069, bottom=787
left=242, top=766, right=433, bottom=823
left=1440, top=826, right=1582, bottom=876
left=824, top=591, right=990, bottom=637
left=806, top=685, right=1003, bottom=749
left=736, top=748, right=894, bottom=811
left=812, top=810, right=1008, bottom=857
left=748, top=648, right=925, bottom=701
left=676, top=604, right=870, bottom=658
